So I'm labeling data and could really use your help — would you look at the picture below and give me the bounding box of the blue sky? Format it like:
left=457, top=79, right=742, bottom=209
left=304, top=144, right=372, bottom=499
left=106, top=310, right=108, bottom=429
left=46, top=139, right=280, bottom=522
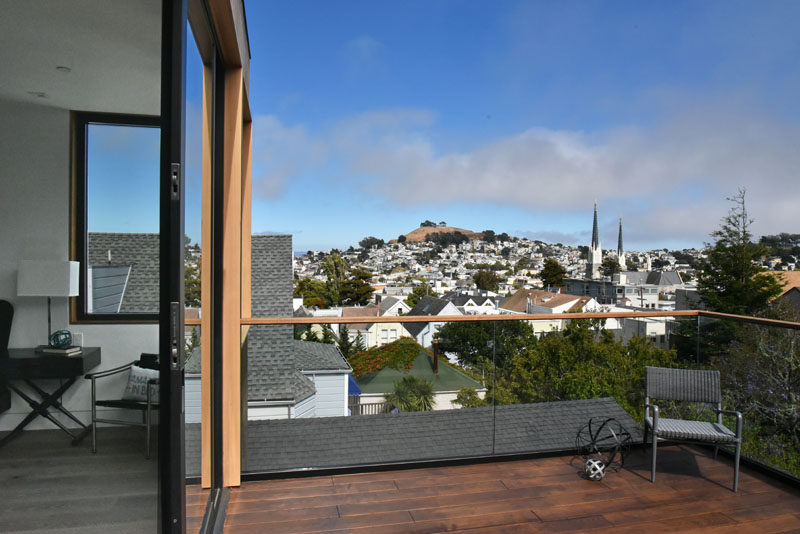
left=93, top=1, right=800, bottom=253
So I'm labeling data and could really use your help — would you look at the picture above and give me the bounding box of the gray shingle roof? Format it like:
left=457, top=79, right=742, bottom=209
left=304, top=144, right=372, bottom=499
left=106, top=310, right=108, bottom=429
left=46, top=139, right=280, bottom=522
left=236, top=397, right=640, bottom=473
left=293, top=340, right=351, bottom=372
left=247, top=325, right=297, bottom=401
left=378, top=296, right=403, bottom=315
left=87, top=233, right=159, bottom=313
left=404, top=296, right=453, bottom=337
left=623, top=271, right=683, bottom=287
left=251, top=234, right=293, bottom=317
left=407, top=296, right=451, bottom=317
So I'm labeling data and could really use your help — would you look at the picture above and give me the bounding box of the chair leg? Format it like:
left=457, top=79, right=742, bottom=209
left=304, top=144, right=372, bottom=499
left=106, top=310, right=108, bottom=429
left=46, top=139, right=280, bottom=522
left=91, top=381, right=97, bottom=454
left=650, top=434, right=657, bottom=483
left=145, top=406, right=151, bottom=459
left=733, top=440, right=741, bottom=492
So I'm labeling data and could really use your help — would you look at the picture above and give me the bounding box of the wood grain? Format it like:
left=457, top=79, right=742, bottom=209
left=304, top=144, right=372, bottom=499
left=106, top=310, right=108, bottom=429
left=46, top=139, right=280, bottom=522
left=224, top=445, right=800, bottom=533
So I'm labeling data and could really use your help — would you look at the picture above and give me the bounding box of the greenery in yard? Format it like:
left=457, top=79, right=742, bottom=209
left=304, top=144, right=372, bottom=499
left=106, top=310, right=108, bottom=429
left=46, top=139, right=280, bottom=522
left=385, top=375, right=435, bottom=412
left=490, top=320, right=676, bottom=417
left=348, top=337, right=420, bottom=378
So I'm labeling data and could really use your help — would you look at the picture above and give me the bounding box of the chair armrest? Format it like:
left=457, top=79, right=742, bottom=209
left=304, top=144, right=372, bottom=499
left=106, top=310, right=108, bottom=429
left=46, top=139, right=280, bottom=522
left=645, top=403, right=659, bottom=430
left=715, top=408, right=743, bottom=438
left=85, top=362, right=135, bottom=380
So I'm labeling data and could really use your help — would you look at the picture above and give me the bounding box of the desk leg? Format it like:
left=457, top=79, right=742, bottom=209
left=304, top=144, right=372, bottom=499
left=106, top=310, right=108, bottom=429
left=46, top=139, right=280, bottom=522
left=26, top=379, right=87, bottom=429
left=0, top=388, right=41, bottom=447
left=10, top=382, right=80, bottom=437
left=0, top=379, right=86, bottom=447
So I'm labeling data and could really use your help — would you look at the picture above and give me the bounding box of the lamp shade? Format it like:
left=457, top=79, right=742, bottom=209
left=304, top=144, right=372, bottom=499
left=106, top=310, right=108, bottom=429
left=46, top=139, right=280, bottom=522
left=17, top=260, right=80, bottom=297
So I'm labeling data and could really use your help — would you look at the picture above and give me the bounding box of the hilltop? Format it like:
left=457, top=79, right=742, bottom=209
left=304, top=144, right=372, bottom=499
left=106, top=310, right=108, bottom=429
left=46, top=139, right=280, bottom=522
left=390, top=226, right=484, bottom=243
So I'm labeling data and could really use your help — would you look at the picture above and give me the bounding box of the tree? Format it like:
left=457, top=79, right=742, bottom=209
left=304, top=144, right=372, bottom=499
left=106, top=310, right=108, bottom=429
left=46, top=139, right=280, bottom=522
left=497, top=232, right=510, bottom=242
left=452, top=387, right=485, bottom=408
left=493, top=320, right=675, bottom=417
left=439, top=221, right=447, bottom=226
left=385, top=375, right=435, bottom=412
left=397, top=234, right=406, bottom=243
left=473, top=270, right=501, bottom=292
left=420, top=220, right=436, bottom=227
left=405, top=283, right=437, bottom=307
left=515, top=257, right=532, bottom=272
left=320, top=254, right=349, bottom=305
left=500, top=246, right=512, bottom=258
left=353, top=332, right=367, bottom=353
left=320, top=324, right=335, bottom=344
left=338, top=325, right=354, bottom=358
left=540, top=258, right=567, bottom=288
left=340, top=267, right=374, bottom=306
left=697, top=188, right=782, bottom=316
left=722, top=309, right=800, bottom=450
left=293, top=278, right=329, bottom=308
left=359, top=236, right=384, bottom=249
left=435, top=320, right=535, bottom=370
left=601, top=258, right=621, bottom=278
left=184, top=263, right=201, bottom=307
left=482, top=230, right=496, bottom=243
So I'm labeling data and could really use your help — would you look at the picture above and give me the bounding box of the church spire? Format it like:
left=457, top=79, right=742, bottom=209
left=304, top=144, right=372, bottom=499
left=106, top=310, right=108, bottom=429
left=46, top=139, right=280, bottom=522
left=617, top=215, right=626, bottom=271
left=586, top=200, right=603, bottom=279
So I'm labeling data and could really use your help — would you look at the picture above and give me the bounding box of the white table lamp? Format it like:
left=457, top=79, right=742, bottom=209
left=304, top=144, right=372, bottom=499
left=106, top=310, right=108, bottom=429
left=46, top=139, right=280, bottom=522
left=17, top=260, right=80, bottom=343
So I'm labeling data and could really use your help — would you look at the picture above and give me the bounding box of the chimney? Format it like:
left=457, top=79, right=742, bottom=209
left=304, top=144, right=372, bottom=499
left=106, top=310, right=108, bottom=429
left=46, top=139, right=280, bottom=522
left=432, top=340, right=439, bottom=375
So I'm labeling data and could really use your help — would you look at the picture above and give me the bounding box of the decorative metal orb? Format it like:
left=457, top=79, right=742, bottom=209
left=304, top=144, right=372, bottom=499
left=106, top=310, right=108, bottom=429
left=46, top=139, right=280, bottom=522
left=49, top=329, right=73, bottom=349
left=585, top=458, right=606, bottom=481
left=575, top=417, right=632, bottom=481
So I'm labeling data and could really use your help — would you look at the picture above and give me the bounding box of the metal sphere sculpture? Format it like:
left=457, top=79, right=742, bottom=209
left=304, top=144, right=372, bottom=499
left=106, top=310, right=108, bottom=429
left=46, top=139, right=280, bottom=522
left=49, top=329, right=73, bottom=349
left=575, top=417, right=632, bottom=481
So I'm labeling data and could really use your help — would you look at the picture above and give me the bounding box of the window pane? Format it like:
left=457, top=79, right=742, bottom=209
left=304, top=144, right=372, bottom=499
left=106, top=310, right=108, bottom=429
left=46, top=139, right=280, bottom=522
left=86, top=123, right=160, bottom=314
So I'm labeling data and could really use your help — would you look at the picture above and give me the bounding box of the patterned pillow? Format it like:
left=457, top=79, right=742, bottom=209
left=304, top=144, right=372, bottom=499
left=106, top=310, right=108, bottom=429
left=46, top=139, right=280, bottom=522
left=122, top=365, right=159, bottom=403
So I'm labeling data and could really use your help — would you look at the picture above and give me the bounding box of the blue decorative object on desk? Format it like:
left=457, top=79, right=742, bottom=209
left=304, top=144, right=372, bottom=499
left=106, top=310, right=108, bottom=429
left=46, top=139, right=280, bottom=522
left=49, top=329, right=73, bottom=348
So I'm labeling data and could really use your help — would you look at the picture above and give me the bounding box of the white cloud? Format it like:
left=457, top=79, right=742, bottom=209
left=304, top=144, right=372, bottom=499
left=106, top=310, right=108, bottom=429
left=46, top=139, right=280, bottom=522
left=251, top=116, right=327, bottom=199
left=251, top=104, right=800, bottom=244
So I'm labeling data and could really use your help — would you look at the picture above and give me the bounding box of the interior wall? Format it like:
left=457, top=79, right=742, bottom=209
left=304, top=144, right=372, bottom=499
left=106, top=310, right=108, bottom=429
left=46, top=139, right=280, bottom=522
left=0, top=98, right=158, bottom=431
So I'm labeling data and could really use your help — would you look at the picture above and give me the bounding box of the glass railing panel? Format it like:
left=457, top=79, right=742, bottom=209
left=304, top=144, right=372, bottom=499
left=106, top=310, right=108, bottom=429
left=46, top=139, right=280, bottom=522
left=243, top=319, right=494, bottom=473
left=183, top=323, right=202, bottom=480
left=701, top=317, right=800, bottom=478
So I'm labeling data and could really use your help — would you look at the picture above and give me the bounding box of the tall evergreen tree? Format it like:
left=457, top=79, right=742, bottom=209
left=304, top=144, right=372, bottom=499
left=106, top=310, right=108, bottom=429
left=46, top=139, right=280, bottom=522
left=540, top=258, right=567, bottom=288
left=338, top=325, right=354, bottom=358
left=697, top=188, right=782, bottom=316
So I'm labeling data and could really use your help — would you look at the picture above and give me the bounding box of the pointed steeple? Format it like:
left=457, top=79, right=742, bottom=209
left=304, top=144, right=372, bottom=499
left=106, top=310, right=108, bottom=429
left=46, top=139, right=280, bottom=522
left=617, top=215, right=626, bottom=271
left=586, top=200, right=603, bottom=279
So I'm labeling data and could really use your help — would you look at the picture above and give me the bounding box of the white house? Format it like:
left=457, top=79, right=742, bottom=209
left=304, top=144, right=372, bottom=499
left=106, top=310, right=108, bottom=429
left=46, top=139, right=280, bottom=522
left=403, top=296, right=462, bottom=348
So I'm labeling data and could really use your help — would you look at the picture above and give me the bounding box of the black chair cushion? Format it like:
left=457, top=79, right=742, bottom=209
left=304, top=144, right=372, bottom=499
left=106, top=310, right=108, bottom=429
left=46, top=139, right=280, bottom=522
left=138, top=353, right=159, bottom=370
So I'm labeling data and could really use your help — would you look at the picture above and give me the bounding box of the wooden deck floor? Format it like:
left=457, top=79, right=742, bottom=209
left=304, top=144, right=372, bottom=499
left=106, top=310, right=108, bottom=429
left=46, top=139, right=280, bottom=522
left=223, top=445, right=800, bottom=533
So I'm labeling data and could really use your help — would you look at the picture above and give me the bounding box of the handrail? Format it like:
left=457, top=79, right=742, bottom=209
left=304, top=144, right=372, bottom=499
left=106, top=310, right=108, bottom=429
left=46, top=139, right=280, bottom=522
left=239, top=309, right=697, bottom=325
left=183, top=309, right=800, bottom=330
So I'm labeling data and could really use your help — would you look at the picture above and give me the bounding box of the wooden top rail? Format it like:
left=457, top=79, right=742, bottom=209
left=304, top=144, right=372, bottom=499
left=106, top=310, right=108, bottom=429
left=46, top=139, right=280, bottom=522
left=182, top=309, right=800, bottom=330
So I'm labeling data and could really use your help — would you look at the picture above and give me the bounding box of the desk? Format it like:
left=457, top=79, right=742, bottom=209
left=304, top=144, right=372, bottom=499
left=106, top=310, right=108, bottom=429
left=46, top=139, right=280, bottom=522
left=1, top=347, right=101, bottom=447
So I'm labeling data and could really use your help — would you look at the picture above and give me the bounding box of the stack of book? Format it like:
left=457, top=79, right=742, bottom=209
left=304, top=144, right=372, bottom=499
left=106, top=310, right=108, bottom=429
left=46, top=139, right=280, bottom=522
left=36, top=345, right=83, bottom=357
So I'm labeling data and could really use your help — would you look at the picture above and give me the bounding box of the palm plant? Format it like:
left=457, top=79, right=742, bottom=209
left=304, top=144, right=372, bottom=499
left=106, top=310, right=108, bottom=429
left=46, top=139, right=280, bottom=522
left=385, top=375, right=435, bottom=412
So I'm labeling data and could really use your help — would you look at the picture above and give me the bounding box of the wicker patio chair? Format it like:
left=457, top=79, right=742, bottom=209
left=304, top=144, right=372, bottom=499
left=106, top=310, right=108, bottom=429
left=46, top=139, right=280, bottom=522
left=643, top=366, right=742, bottom=492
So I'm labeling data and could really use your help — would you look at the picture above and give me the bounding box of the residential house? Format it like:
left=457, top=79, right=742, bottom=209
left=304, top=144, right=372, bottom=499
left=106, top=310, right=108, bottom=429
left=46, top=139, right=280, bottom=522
left=341, top=302, right=410, bottom=348
left=403, top=296, right=462, bottom=348
left=355, top=345, right=485, bottom=412
left=187, top=235, right=352, bottom=421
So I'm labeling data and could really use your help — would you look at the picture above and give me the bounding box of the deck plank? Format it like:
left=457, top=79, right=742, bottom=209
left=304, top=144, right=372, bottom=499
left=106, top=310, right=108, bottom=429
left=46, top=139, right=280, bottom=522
left=226, top=445, right=800, bottom=534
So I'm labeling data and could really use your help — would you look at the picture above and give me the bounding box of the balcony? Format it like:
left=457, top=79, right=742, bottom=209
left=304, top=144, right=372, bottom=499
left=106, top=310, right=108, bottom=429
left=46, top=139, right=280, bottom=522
left=181, top=307, right=800, bottom=530
left=220, top=444, right=800, bottom=533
